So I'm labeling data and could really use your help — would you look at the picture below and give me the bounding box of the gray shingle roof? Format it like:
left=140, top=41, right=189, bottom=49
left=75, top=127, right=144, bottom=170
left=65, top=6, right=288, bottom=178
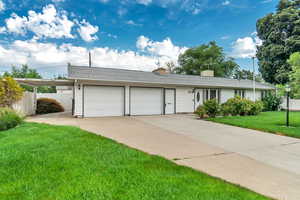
left=68, top=65, right=275, bottom=90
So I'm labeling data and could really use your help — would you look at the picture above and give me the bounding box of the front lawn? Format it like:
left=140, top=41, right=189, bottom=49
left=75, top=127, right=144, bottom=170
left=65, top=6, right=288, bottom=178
left=0, top=123, right=269, bottom=200
left=208, top=111, right=300, bottom=139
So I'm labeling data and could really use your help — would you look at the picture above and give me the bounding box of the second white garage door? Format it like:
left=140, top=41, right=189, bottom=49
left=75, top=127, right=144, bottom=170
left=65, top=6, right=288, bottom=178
left=84, top=86, right=124, bottom=117
left=130, top=87, right=163, bottom=115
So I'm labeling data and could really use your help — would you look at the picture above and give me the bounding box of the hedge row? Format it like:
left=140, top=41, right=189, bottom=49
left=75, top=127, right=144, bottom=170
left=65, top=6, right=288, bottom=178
left=36, top=98, right=64, bottom=115
left=195, top=96, right=264, bottom=118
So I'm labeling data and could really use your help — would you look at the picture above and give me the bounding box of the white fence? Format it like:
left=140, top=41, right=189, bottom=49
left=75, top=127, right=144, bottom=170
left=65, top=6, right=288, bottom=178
left=37, top=93, right=73, bottom=111
left=12, top=92, right=36, bottom=116
left=282, top=99, right=300, bottom=111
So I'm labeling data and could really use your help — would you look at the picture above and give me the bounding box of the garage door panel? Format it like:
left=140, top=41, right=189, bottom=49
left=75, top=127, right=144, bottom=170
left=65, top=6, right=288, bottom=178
left=130, top=87, right=163, bottom=115
left=84, top=86, right=124, bottom=117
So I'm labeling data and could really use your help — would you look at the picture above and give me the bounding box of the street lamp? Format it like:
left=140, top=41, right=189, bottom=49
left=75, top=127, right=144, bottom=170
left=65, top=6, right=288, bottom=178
left=285, top=85, right=291, bottom=127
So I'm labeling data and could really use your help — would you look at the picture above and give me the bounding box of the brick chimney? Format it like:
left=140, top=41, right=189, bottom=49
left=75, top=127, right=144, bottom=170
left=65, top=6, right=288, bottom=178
left=152, top=67, right=168, bottom=75
left=200, top=70, right=214, bottom=77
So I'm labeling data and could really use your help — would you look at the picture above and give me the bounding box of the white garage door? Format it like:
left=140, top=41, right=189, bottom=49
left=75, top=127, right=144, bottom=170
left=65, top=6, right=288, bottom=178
left=130, top=87, right=163, bottom=115
left=84, top=86, right=124, bottom=117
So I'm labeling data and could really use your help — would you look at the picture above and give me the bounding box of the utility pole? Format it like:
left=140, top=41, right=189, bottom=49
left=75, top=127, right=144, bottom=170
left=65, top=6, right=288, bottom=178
left=89, top=51, right=92, bottom=68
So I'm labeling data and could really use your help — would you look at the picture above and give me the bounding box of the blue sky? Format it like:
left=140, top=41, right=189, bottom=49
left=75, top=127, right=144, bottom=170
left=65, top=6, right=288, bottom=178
left=0, top=0, right=279, bottom=78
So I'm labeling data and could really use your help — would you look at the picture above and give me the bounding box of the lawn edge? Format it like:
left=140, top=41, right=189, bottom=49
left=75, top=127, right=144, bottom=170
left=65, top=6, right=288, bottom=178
left=206, top=118, right=300, bottom=140
left=8, top=121, right=273, bottom=199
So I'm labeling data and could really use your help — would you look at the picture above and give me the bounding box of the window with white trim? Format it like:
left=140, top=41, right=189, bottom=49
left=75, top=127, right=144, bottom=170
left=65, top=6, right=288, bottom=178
left=261, top=90, right=270, bottom=100
left=203, top=89, right=220, bottom=103
left=234, top=90, right=245, bottom=98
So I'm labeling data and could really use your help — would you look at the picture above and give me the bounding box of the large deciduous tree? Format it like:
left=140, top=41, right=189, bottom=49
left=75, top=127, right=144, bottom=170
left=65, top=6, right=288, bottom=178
left=288, top=52, right=300, bottom=98
left=256, top=0, right=300, bottom=84
left=3, top=65, right=56, bottom=93
left=233, top=69, right=263, bottom=82
left=174, top=41, right=239, bottom=78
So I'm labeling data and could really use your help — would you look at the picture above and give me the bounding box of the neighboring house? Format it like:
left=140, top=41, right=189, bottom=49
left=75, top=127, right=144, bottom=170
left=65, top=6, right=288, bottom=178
left=68, top=65, right=275, bottom=117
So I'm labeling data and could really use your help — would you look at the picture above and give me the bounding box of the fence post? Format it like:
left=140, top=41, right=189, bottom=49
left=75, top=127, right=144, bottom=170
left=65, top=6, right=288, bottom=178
left=33, top=87, right=37, bottom=115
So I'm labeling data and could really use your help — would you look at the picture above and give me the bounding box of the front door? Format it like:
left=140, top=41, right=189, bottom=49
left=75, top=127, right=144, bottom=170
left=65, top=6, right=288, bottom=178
left=194, top=89, right=203, bottom=111
left=165, top=89, right=175, bottom=114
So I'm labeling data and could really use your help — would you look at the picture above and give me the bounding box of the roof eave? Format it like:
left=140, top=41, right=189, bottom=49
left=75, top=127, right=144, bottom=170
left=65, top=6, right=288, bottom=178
left=67, top=77, right=275, bottom=90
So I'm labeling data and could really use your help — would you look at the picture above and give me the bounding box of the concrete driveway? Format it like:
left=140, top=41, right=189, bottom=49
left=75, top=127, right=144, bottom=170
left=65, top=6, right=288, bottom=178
left=28, top=113, right=300, bottom=200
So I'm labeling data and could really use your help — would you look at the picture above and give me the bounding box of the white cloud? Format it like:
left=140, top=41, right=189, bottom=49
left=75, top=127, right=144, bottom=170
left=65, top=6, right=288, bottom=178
left=99, top=0, right=109, bottom=3
left=136, top=35, right=150, bottom=49
left=0, top=27, right=6, bottom=33
left=222, top=1, right=230, bottom=6
left=221, top=35, right=230, bottom=40
left=3, top=4, right=74, bottom=39
left=0, top=37, right=187, bottom=75
left=117, top=7, right=127, bottom=16
left=77, top=20, right=99, bottom=42
left=0, top=0, right=5, bottom=12
left=261, top=0, right=272, bottom=3
left=136, top=0, right=152, bottom=5
left=160, top=0, right=207, bottom=15
left=126, top=20, right=142, bottom=26
left=52, top=0, right=65, bottom=3
left=231, top=32, right=262, bottom=58
left=1, top=4, right=99, bottom=42
left=136, top=35, right=188, bottom=64
left=107, top=33, right=117, bottom=39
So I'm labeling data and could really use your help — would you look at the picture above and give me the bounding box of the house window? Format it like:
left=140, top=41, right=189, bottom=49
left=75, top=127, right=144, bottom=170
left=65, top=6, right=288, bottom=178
left=196, top=92, right=201, bottom=102
left=203, top=89, right=220, bottom=103
left=234, top=90, right=245, bottom=98
left=261, top=90, right=270, bottom=100
left=210, top=89, right=217, bottom=99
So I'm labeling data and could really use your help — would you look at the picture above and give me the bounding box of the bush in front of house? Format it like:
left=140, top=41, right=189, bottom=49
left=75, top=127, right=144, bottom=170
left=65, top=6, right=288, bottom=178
left=36, top=98, right=64, bottom=115
left=262, top=93, right=282, bottom=111
left=248, top=101, right=264, bottom=115
left=195, top=96, right=264, bottom=118
left=222, top=97, right=264, bottom=116
left=0, top=108, right=23, bottom=131
left=220, top=103, right=231, bottom=116
left=221, top=96, right=243, bottom=116
left=194, top=105, right=207, bottom=119
left=202, top=99, right=220, bottom=118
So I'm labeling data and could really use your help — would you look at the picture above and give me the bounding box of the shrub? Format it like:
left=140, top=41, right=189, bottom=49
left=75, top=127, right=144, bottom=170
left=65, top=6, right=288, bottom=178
left=223, top=96, right=243, bottom=116
left=36, top=98, right=64, bottom=114
left=221, top=103, right=232, bottom=116
left=202, top=99, right=220, bottom=118
left=262, top=93, right=282, bottom=111
left=194, top=105, right=207, bottom=119
left=0, top=108, right=23, bottom=131
left=249, top=101, right=264, bottom=115
left=223, top=96, right=263, bottom=116
left=0, top=76, right=23, bottom=107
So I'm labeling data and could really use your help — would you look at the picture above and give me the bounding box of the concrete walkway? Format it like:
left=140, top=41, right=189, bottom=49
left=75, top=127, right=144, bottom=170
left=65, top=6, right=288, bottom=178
left=27, top=114, right=300, bottom=200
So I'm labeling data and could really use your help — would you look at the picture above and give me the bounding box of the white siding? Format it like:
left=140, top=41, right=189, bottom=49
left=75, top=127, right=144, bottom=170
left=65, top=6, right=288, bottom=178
left=13, top=91, right=36, bottom=116
left=74, top=83, right=83, bottom=117
left=245, top=90, right=261, bottom=101
left=220, top=89, right=234, bottom=104
left=37, top=93, right=73, bottom=111
left=125, top=85, right=130, bottom=115
left=176, top=87, right=194, bottom=113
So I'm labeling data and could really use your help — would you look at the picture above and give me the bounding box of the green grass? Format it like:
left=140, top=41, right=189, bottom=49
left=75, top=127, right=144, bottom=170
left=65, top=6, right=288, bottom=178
left=0, top=123, right=270, bottom=200
left=208, top=111, right=300, bottom=139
